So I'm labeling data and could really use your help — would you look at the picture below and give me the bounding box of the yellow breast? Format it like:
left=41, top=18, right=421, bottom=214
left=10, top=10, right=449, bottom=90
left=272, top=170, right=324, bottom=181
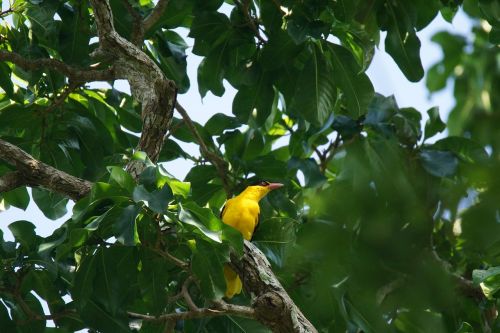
left=221, top=197, right=260, bottom=241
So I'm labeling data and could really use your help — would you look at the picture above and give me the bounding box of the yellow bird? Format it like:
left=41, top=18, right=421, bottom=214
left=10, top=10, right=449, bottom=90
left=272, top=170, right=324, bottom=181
left=220, top=181, right=284, bottom=298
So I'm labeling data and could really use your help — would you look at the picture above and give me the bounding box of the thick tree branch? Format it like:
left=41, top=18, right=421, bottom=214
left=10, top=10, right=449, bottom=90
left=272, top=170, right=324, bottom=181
left=143, top=0, right=170, bottom=33
left=175, top=102, right=232, bottom=195
left=0, top=50, right=115, bottom=82
left=230, top=241, right=318, bottom=333
left=90, top=0, right=176, bottom=179
left=0, top=171, right=27, bottom=193
left=0, top=139, right=91, bottom=201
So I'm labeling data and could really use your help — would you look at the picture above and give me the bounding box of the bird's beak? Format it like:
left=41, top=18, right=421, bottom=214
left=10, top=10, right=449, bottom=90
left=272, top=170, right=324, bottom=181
left=268, top=183, right=284, bottom=190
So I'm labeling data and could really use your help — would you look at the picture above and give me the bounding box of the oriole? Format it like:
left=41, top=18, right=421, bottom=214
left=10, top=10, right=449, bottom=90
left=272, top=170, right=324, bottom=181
left=220, top=181, right=284, bottom=298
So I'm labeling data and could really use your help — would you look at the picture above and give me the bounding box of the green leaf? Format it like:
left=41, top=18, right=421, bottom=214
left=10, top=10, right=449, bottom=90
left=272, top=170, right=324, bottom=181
left=189, top=11, right=231, bottom=56
left=393, top=107, right=422, bottom=145
left=384, top=3, right=424, bottom=82
left=113, top=204, right=141, bottom=246
left=288, top=44, right=337, bottom=125
left=430, top=137, right=488, bottom=164
left=0, top=62, right=14, bottom=98
left=419, top=150, right=458, bottom=178
left=133, top=184, right=173, bottom=214
left=107, top=166, right=135, bottom=194
left=205, top=113, right=241, bottom=135
left=144, top=0, right=193, bottom=33
left=109, top=0, right=134, bottom=39
left=2, top=186, right=29, bottom=210
left=151, top=30, right=190, bottom=93
left=424, top=107, right=446, bottom=140
left=197, top=49, right=226, bottom=97
left=179, top=202, right=222, bottom=243
left=232, top=77, right=274, bottom=125
left=75, top=246, right=138, bottom=327
left=288, top=158, right=327, bottom=188
left=25, top=0, right=61, bottom=50
left=58, top=1, right=91, bottom=65
left=8, top=220, right=37, bottom=249
left=325, top=43, right=374, bottom=118
left=253, top=217, right=296, bottom=268
left=0, top=301, right=16, bottom=333
left=32, top=187, right=68, bottom=220
left=192, top=239, right=228, bottom=300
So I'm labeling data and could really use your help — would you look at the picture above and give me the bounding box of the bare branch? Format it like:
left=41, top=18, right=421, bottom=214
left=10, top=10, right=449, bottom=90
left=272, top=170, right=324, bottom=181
left=0, top=50, right=115, bottom=82
left=0, top=139, right=91, bottom=201
left=181, top=276, right=198, bottom=311
left=230, top=241, right=318, bottom=333
left=175, top=101, right=232, bottom=195
left=127, top=301, right=255, bottom=322
left=154, top=248, right=189, bottom=269
left=143, top=0, right=170, bottom=33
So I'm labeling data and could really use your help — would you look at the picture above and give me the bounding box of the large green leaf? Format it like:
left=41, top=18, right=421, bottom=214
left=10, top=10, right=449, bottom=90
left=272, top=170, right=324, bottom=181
left=32, top=187, right=68, bottom=220
left=384, top=2, right=424, bottom=82
left=58, top=1, right=91, bottom=65
left=0, top=62, right=14, bottom=98
left=424, top=107, right=446, bottom=140
left=419, top=150, right=458, bottom=177
left=191, top=239, right=228, bottom=300
left=25, top=0, right=61, bottom=50
left=113, top=204, right=141, bottom=246
left=2, top=186, right=29, bottom=210
left=178, top=202, right=222, bottom=243
left=232, top=74, right=274, bottom=125
left=8, top=220, right=37, bottom=250
left=288, top=44, right=337, bottom=125
left=326, top=43, right=374, bottom=118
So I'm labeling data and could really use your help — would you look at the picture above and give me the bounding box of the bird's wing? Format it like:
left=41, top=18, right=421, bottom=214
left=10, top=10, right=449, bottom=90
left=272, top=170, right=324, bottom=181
left=250, top=212, right=260, bottom=241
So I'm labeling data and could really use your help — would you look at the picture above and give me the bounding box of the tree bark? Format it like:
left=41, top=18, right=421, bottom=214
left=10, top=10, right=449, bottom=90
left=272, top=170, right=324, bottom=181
left=231, top=241, right=318, bottom=333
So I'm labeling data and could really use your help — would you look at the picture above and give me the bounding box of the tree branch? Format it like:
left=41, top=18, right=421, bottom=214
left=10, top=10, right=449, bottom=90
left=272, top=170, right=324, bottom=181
left=90, top=0, right=176, bottom=179
left=0, top=50, right=115, bottom=82
left=0, top=171, right=27, bottom=193
left=143, top=0, right=170, bottom=33
left=127, top=301, right=255, bottom=322
left=175, top=101, right=232, bottom=195
left=230, top=240, right=318, bottom=333
left=0, top=139, right=91, bottom=201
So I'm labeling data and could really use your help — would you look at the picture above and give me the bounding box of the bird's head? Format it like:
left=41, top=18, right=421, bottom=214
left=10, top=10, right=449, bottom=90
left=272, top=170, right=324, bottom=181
left=241, top=181, right=284, bottom=201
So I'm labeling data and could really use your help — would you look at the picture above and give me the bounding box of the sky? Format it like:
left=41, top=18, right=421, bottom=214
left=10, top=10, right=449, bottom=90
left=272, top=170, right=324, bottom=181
left=0, top=7, right=473, bottom=242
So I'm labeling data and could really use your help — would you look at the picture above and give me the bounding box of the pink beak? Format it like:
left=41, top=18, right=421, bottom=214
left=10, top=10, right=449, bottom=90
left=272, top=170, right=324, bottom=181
left=268, top=183, right=284, bottom=190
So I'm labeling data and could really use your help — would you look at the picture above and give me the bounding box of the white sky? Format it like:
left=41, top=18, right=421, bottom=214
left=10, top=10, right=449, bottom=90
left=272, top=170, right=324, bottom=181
left=0, top=8, right=473, bottom=240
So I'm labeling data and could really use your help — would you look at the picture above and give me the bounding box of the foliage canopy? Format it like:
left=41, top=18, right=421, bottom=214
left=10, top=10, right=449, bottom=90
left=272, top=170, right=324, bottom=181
left=0, top=0, right=499, bottom=332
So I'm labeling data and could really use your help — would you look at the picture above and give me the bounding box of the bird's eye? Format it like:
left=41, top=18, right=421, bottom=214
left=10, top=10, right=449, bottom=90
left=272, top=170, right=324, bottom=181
left=260, top=181, right=270, bottom=186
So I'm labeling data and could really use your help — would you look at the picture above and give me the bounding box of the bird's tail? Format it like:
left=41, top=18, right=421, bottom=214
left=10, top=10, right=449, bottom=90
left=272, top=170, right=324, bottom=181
left=223, top=264, right=242, bottom=298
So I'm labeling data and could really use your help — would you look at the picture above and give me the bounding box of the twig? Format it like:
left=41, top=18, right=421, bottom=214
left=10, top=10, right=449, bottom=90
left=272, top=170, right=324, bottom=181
left=234, top=0, right=266, bottom=43
left=45, top=81, right=81, bottom=114
left=127, top=301, right=255, bottom=322
left=181, top=276, right=198, bottom=311
left=143, top=0, right=170, bottom=33
left=175, top=101, right=232, bottom=195
left=0, top=139, right=92, bottom=200
left=154, top=248, right=189, bottom=269
left=0, top=50, right=115, bottom=82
